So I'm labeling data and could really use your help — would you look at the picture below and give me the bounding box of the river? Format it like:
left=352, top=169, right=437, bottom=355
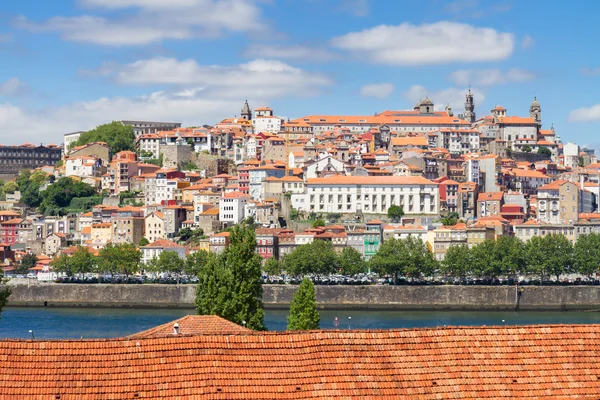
left=2, top=307, right=600, bottom=339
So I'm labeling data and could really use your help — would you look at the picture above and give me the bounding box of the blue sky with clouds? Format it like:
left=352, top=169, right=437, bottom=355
left=0, top=0, right=599, bottom=147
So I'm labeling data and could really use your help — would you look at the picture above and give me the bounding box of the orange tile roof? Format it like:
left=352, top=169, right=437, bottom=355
left=477, top=191, right=504, bottom=201
left=143, top=239, right=183, bottom=248
left=128, top=315, right=251, bottom=338
left=3, top=324, right=600, bottom=398
left=390, top=136, right=429, bottom=147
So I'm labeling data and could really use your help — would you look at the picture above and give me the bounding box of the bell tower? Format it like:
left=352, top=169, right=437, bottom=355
left=464, top=89, right=475, bottom=123
left=529, top=97, right=542, bottom=126
left=241, top=99, right=252, bottom=121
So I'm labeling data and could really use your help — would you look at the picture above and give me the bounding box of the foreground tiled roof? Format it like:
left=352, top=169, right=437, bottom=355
left=2, top=324, right=600, bottom=398
left=128, top=315, right=251, bottom=338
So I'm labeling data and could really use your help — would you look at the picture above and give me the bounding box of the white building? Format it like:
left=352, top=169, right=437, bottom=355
left=301, top=176, right=439, bottom=215
left=137, top=133, right=161, bottom=158
left=63, top=131, right=84, bottom=153
left=65, top=156, right=102, bottom=178
left=304, top=155, right=347, bottom=179
left=252, top=107, right=283, bottom=133
left=563, top=142, right=580, bottom=169
left=144, top=212, right=165, bottom=243
left=219, top=191, right=250, bottom=225
left=465, top=158, right=480, bottom=185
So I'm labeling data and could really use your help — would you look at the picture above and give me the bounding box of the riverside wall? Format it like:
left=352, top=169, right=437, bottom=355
left=7, top=282, right=600, bottom=311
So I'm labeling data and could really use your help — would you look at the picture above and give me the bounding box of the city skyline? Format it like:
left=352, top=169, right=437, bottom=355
left=0, top=0, right=599, bottom=148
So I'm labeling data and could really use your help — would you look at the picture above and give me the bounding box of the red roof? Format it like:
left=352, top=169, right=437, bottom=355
left=2, top=324, right=600, bottom=398
left=128, top=315, right=251, bottom=338
left=143, top=239, right=183, bottom=248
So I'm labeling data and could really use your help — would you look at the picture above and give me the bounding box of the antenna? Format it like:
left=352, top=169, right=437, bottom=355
left=29, top=330, right=35, bottom=339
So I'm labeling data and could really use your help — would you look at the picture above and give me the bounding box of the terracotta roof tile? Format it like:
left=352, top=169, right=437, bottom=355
left=2, top=324, right=600, bottom=398
left=128, top=315, right=251, bottom=338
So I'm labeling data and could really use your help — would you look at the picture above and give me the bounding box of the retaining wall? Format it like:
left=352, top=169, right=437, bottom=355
left=7, top=282, right=600, bottom=311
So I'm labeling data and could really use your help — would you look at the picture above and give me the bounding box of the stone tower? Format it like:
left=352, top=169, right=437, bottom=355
left=464, top=89, right=476, bottom=123
left=529, top=97, right=542, bottom=126
left=241, top=99, right=252, bottom=121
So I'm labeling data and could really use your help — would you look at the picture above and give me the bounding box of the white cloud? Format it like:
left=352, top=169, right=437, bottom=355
left=522, top=34, right=535, bottom=49
left=340, top=0, right=370, bottom=17
left=359, top=83, right=394, bottom=98
left=403, top=85, right=485, bottom=112
left=243, top=44, right=337, bottom=62
left=569, top=105, right=600, bottom=122
left=449, top=68, right=535, bottom=86
left=0, top=89, right=263, bottom=145
left=16, top=0, right=267, bottom=45
left=330, top=22, right=514, bottom=65
left=88, top=57, right=333, bottom=98
left=0, top=78, right=30, bottom=97
left=581, top=67, right=600, bottom=76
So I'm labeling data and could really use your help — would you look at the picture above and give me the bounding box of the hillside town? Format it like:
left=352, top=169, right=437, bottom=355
left=1, top=93, right=599, bottom=278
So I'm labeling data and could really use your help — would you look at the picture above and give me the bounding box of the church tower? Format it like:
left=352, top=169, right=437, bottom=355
left=241, top=99, right=252, bottom=121
left=464, top=89, right=476, bottom=123
left=529, top=97, right=542, bottom=126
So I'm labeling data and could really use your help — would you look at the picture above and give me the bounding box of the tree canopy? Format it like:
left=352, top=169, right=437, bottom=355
left=287, top=278, right=320, bottom=331
left=196, top=223, right=266, bottom=330
left=147, top=251, right=185, bottom=280
left=338, top=247, right=367, bottom=276
left=16, top=253, right=37, bottom=275
left=283, top=240, right=338, bottom=276
left=574, top=233, right=600, bottom=278
left=369, top=237, right=436, bottom=281
left=98, top=243, right=141, bottom=276
left=73, top=121, right=136, bottom=153
left=538, top=146, right=552, bottom=158
left=0, top=268, right=10, bottom=324
left=387, top=205, right=404, bottom=222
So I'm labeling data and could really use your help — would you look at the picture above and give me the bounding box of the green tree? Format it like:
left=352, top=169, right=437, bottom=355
left=98, top=243, right=140, bottom=277
left=195, top=224, right=266, bottom=330
left=2, top=181, right=17, bottom=195
left=29, top=170, right=49, bottom=185
left=50, top=253, right=73, bottom=277
left=69, top=246, right=96, bottom=275
left=138, top=237, right=150, bottom=247
left=182, top=160, right=198, bottom=170
left=148, top=251, right=185, bottom=280
left=522, top=144, right=532, bottom=153
left=494, top=236, right=526, bottom=277
left=73, top=121, right=136, bottom=153
left=338, top=247, right=366, bottom=276
left=470, top=240, right=499, bottom=279
left=16, top=253, right=38, bottom=275
left=538, top=146, right=552, bottom=158
left=20, top=183, right=42, bottom=207
left=526, top=234, right=573, bottom=282
left=370, top=237, right=436, bottom=281
left=263, top=257, right=283, bottom=276
left=441, top=215, right=458, bottom=226
left=16, top=169, right=31, bottom=190
left=185, top=250, right=208, bottom=276
left=312, top=219, right=325, bottom=228
left=574, top=233, right=600, bottom=278
left=284, top=240, right=338, bottom=276
left=0, top=268, right=11, bottom=323
left=38, top=177, right=95, bottom=215
left=387, top=205, right=404, bottom=222
left=177, top=227, right=194, bottom=242
left=289, top=208, right=300, bottom=221
left=442, top=244, right=471, bottom=279
left=287, top=278, right=320, bottom=331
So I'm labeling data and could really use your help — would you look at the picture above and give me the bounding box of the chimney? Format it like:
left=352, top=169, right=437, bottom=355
left=173, top=323, right=180, bottom=335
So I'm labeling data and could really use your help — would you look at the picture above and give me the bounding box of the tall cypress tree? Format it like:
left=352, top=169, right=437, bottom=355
left=0, top=265, right=11, bottom=323
left=287, top=278, right=320, bottom=331
left=195, top=224, right=266, bottom=331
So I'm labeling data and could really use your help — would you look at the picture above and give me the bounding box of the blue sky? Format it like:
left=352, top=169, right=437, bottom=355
left=0, top=0, right=599, bottom=147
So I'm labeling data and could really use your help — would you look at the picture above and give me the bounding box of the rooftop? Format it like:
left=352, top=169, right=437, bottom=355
left=1, top=323, right=600, bottom=398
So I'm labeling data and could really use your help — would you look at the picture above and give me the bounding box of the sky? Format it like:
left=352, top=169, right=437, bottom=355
left=0, top=0, right=599, bottom=148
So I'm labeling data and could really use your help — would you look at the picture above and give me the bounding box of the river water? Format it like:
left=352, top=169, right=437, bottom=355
left=3, top=307, right=600, bottom=339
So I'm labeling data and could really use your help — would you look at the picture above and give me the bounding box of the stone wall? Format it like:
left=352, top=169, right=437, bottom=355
left=7, top=282, right=600, bottom=311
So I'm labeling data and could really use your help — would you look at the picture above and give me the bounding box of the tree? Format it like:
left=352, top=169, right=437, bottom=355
left=177, top=227, right=194, bottom=242
left=29, top=170, right=49, bottom=185
left=401, top=236, right=437, bottom=279
left=526, top=234, right=573, bottom=282
left=387, top=205, right=404, bottom=222
left=0, top=267, right=11, bottom=323
left=2, top=181, right=17, bottom=195
left=139, top=237, right=150, bottom=247
left=290, top=208, right=300, bottom=221
left=370, top=237, right=436, bottom=281
left=195, top=224, right=266, bottom=330
left=522, top=144, right=532, bottom=153
left=69, top=246, right=96, bottom=275
left=181, top=160, right=198, bottom=170
left=245, top=215, right=255, bottom=226
left=283, top=240, right=338, bottom=276
left=441, top=212, right=459, bottom=226
left=312, top=219, right=325, bottom=228
left=287, top=278, right=320, bottom=331
left=442, top=244, right=471, bottom=279
left=470, top=240, right=499, bottom=279
left=148, top=251, right=185, bottom=281
left=574, top=233, right=600, bottom=278
left=20, top=183, right=42, bottom=207
left=16, top=253, right=37, bottom=275
left=263, top=257, right=283, bottom=276
left=98, top=243, right=140, bottom=277
left=73, top=121, right=136, bottom=153
left=185, top=250, right=208, bottom=276
left=494, top=236, right=525, bottom=277
left=50, top=254, right=73, bottom=276
left=338, top=247, right=366, bottom=276
left=538, top=146, right=552, bottom=158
